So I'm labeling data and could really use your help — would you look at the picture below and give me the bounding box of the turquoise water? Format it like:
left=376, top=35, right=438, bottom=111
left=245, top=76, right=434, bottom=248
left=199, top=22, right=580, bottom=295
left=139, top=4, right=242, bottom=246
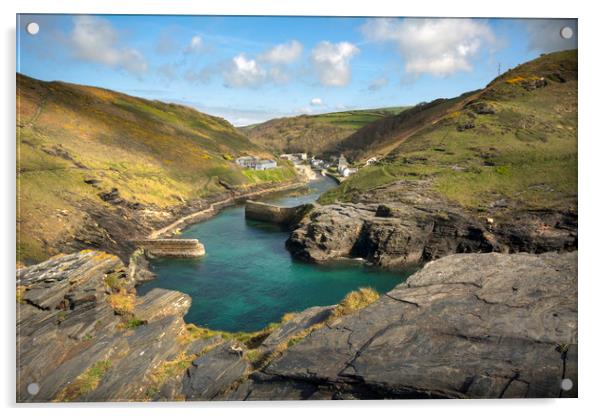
left=138, top=176, right=411, bottom=332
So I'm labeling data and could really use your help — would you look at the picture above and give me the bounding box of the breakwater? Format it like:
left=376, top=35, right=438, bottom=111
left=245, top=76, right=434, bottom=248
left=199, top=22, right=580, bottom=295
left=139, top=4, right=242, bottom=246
left=138, top=175, right=408, bottom=332
left=131, top=239, right=205, bottom=258
left=149, top=182, right=306, bottom=239
left=245, top=201, right=313, bottom=226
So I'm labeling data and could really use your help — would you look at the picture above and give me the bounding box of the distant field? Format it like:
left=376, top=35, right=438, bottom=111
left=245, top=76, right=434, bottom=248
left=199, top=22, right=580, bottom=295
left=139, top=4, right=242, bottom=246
left=301, top=107, right=408, bottom=129
left=241, top=107, right=408, bottom=156
left=320, top=50, right=577, bottom=214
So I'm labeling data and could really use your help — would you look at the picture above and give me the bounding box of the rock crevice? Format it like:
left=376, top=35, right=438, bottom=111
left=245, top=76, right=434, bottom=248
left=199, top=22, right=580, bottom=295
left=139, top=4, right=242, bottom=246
left=287, top=198, right=576, bottom=268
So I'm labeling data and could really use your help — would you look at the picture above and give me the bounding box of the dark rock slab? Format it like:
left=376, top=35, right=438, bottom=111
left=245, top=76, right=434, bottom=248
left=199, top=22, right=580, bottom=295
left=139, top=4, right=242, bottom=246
left=16, top=250, right=193, bottom=403
left=265, top=251, right=578, bottom=399
left=260, top=305, right=335, bottom=351
left=134, top=288, right=191, bottom=322
left=222, top=372, right=326, bottom=401
left=182, top=341, right=250, bottom=400
left=85, top=315, right=186, bottom=401
left=185, top=335, right=224, bottom=356
left=287, top=200, right=576, bottom=268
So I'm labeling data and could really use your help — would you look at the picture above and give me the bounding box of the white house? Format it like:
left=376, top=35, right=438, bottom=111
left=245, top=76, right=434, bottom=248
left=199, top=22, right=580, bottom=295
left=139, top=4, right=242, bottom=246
left=280, top=153, right=307, bottom=163
left=235, top=156, right=257, bottom=168
left=337, top=154, right=349, bottom=175
left=310, top=158, right=325, bottom=169
left=341, top=167, right=358, bottom=177
left=255, top=159, right=277, bottom=170
left=365, top=157, right=379, bottom=166
left=236, top=156, right=277, bottom=170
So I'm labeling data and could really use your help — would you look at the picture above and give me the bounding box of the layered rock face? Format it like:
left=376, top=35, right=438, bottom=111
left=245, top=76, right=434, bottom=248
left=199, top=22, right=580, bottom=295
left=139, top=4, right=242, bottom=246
left=287, top=195, right=576, bottom=268
left=233, top=251, right=578, bottom=399
left=16, top=251, right=191, bottom=402
left=16, top=249, right=577, bottom=401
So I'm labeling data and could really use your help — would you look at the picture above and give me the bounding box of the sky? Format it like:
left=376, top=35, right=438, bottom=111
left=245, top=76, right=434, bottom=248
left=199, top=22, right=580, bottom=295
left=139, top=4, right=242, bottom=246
left=17, top=15, right=577, bottom=126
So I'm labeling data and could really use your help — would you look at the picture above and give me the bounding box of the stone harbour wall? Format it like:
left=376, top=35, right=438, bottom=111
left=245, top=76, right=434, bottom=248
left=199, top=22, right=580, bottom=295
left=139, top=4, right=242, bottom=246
left=245, top=201, right=313, bottom=226
left=131, top=238, right=205, bottom=258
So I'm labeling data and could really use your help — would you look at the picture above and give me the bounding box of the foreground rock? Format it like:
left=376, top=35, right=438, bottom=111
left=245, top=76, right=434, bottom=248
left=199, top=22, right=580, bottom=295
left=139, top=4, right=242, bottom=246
left=260, top=305, right=335, bottom=352
left=183, top=341, right=250, bottom=400
left=16, top=249, right=577, bottom=401
left=287, top=184, right=577, bottom=268
left=16, top=251, right=192, bottom=402
left=246, top=251, right=577, bottom=399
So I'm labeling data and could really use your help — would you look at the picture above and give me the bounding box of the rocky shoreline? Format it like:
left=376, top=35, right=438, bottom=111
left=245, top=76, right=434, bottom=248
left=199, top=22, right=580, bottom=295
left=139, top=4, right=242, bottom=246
left=148, top=181, right=308, bottom=239
left=16, top=177, right=578, bottom=402
left=17, top=248, right=577, bottom=401
left=52, top=179, right=308, bottom=266
left=287, top=180, right=577, bottom=269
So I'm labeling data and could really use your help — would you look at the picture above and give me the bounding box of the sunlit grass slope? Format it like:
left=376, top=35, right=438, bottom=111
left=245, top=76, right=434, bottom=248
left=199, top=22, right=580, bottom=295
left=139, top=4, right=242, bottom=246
left=17, top=74, right=296, bottom=263
left=241, top=107, right=408, bottom=156
left=320, top=50, right=577, bottom=212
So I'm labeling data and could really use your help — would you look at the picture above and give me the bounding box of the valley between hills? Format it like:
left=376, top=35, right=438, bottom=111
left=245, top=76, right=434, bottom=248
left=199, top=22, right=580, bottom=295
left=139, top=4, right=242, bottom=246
left=16, top=50, right=577, bottom=401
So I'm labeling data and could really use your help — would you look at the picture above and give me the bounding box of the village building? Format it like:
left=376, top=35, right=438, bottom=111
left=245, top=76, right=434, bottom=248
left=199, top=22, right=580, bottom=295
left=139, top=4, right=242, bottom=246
left=280, top=153, right=308, bottom=164
left=235, top=156, right=257, bottom=168
left=337, top=154, right=349, bottom=175
left=341, top=167, right=358, bottom=177
left=310, top=157, right=325, bottom=169
left=337, top=154, right=358, bottom=177
left=365, top=157, right=379, bottom=166
left=235, top=156, right=277, bottom=170
left=255, top=159, right=277, bottom=170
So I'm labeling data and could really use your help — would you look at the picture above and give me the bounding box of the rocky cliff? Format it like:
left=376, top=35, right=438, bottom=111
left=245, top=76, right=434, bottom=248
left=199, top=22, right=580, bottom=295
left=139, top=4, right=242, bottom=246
left=16, top=249, right=577, bottom=401
left=229, top=251, right=578, bottom=399
left=287, top=180, right=576, bottom=269
left=17, top=251, right=191, bottom=402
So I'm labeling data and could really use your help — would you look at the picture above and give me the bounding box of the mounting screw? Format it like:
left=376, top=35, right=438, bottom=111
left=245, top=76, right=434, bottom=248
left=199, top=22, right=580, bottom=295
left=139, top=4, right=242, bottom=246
left=26, top=22, right=40, bottom=35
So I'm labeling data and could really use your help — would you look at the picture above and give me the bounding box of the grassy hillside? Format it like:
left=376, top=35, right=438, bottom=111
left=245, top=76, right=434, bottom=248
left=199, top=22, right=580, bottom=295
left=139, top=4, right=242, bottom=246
left=241, top=107, right=408, bottom=156
left=335, top=93, right=478, bottom=161
left=17, top=74, right=297, bottom=264
left=320, top=50, right=577, bottom=214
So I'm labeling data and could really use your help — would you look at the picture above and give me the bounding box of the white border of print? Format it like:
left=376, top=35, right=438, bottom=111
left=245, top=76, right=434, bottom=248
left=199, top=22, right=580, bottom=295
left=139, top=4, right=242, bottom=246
left=1, top=1, right=599, bottom=416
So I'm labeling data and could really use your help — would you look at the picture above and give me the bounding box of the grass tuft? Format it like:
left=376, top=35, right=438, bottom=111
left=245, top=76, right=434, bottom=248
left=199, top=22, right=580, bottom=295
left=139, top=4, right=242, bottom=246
left=55, top=360, right=112, bottom=401
left=107, top=289, right=135, bottom=315
left=333, top=287, right=380, bottom=318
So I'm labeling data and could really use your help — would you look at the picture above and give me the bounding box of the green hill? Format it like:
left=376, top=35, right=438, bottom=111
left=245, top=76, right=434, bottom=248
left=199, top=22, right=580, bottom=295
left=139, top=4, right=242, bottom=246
left=320, top=50, right=577, bottom=214
left=240, top=107, right=408, bottom=156
left=17, top=74, right=296, bottom=264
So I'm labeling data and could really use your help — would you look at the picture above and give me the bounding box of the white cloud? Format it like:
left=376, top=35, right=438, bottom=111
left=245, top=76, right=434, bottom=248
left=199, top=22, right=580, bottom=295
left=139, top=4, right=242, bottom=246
left=219, top=41, right=303, bottom=87
left=368, top=76, right=389, bottom=91
left=185, top=35, right=204, bottom=54
left=260, top=40, right=303, bottom=64
left=361, top=18, right=495, bottom=77
left=70, top=15, right=148, bottom=76
left=522, top=19, right=577, bottom=53
left=310, top=98, right=323, bottom=106
left=268, top=66, right=290, bottom=84
left=223, top=54, right=266, bottom=88
left=310, top=41, right=360, bottom=86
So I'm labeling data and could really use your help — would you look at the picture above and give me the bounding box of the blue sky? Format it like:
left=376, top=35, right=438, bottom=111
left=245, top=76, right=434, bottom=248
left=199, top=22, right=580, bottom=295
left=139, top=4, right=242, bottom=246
left=17, top=15, right=577, bottom=126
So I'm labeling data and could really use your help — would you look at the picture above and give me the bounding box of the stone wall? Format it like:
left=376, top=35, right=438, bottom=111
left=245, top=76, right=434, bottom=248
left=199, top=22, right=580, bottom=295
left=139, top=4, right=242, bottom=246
left=131, top=239, right=205, bottom=258
left=245, top=201, right=313, bottom=226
